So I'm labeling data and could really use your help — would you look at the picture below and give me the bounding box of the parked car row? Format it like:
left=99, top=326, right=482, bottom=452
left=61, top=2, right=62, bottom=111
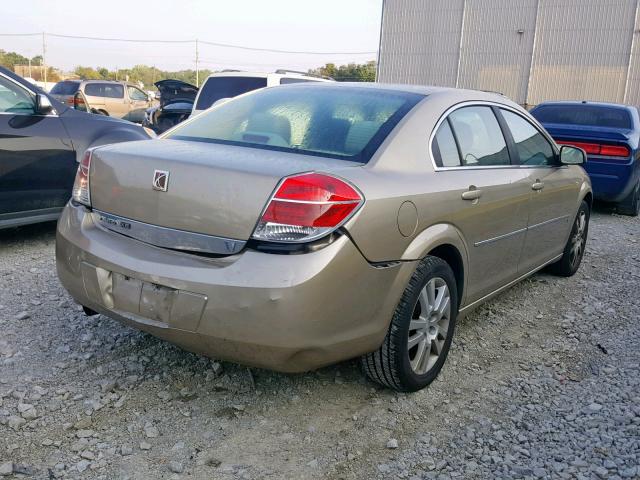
left=50, top=79, right=156, bottom=123
left=0, top=66, right=150, bottom=229
left=2, top=63, right=637, bottom=392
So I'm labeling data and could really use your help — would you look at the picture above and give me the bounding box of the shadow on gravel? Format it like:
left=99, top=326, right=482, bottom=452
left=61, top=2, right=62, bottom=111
left=0, top=220, right=58, bottom=246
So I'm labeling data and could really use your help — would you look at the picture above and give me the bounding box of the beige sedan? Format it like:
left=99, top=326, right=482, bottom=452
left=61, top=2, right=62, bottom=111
left=56, top=83, right=591, bottom=392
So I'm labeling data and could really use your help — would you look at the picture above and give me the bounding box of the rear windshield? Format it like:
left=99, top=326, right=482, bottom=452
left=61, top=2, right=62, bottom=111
left=167, top=86, right=423, bottom=163
left=195, top=76, right=267, bottom=110
left=50, top=81, right=79, bottom=95
left=531, top=104, right=632, bottom=129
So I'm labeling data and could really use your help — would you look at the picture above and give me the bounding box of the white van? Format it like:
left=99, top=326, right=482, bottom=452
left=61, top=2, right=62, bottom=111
left=191, top=70, right=333, bottom=115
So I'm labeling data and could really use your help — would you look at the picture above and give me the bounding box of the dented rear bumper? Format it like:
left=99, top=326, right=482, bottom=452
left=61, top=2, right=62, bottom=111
left=56, top=203, right=415, bottom=372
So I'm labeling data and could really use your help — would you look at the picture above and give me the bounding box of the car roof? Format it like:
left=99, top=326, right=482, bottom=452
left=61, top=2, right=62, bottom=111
left=264, top=81, right=516, bottom=105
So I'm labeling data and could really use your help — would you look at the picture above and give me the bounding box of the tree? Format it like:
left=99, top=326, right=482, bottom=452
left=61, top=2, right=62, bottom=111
left=309, top=61, right=376, bottom=82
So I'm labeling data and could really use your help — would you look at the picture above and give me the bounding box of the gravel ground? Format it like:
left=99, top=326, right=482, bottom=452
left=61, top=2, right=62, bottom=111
left=0, top=208, right=638, bottom=480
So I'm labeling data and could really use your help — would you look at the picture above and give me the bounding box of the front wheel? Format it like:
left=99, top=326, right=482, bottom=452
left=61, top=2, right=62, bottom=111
left=361, top=256, right=458, bottom=392
left=548, top=200, right=590, bottom=277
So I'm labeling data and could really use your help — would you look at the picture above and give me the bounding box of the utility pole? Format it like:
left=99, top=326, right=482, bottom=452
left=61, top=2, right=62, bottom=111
left=195, top=39, right=200, bottom=86
left=42, top=32, right=47, bottom=87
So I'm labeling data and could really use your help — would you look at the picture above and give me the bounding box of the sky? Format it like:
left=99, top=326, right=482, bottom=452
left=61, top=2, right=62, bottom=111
left=1, top=0, right=383, bottom=73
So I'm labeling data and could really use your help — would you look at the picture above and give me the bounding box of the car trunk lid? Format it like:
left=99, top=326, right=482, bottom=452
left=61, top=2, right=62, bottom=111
left=89, top=139, right=359, bottom=247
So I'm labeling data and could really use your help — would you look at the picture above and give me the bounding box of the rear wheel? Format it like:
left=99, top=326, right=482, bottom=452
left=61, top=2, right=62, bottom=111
left=548, top=200, right=590, bottom=277
left=617, top=181, right=639, bottom=216
left=361, top=256, right=458, bottom=392
left=94, top=109, right=109, bottom=116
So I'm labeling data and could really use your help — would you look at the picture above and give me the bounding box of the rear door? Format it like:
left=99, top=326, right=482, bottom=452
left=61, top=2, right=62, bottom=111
left=498, top=108, right=579, bottom=272
left=0, top=74, right=75, bottom=222
left=432, top=105, right=532, bottom=303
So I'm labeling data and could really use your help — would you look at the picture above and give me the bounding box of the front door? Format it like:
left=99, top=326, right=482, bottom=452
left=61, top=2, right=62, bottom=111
left=497, top=108, right=580, bottom=273
left=0, top=74, right=76, bottom=223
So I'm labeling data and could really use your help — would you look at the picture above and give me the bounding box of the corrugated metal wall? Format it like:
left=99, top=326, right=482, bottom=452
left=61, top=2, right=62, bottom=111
left=456, top=0, right=537, bottom=102
left=378, top=0, right=640, bottom=106
left=377, top=0, right=465, bottom=86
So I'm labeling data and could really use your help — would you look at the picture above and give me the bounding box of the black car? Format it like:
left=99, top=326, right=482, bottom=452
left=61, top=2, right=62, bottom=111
left=142, top=79, right=198, bottom=134
left=0, top=66, right=151, bottom=229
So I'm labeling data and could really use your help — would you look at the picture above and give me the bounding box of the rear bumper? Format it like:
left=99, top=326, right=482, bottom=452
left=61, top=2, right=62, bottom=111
left=56, top=203, right=415, bottom=372
left=585, top=158, right=637, bottom=202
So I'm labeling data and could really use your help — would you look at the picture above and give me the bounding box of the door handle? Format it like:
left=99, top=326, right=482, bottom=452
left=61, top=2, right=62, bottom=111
left=461, top=187, right=483, bottom=201
left=532, top=180, right=545, bottom=191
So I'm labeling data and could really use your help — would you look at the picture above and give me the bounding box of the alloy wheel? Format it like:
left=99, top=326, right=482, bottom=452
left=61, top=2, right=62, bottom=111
left=407, top=277, right=451, bottom=375
left=569, top=211, right=587, bottom=269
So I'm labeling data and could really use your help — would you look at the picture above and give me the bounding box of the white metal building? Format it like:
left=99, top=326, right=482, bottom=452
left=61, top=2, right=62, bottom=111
left=377, top=0, right=640, bottom=106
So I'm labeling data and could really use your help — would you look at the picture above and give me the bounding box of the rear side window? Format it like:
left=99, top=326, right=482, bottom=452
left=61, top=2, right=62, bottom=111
left=448, top=106, right=511, bottom=166
left=84, top=83, right=124, bottom=99
left=500, top=110, right=556, bottom=166
left=50, top=81, right=79, bottom=95
left=195, top=77, right=268, bottom=110
left=433, top=121, right=461, bottom=167
left=168, top=86, right=422, bottom=163
left=531, top=104, right=632, bottom=129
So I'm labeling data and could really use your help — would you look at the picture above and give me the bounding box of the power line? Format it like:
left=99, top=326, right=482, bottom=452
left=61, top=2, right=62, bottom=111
left=0, top=32, right=377, bottom=55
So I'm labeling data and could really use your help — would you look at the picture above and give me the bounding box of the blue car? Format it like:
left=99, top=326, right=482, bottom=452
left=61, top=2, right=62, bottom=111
left=531, top=101, right=640, bottom=216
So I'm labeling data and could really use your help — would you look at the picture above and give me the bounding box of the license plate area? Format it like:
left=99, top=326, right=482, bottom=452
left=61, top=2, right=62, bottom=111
left=81, top=262, right=207, bottom=331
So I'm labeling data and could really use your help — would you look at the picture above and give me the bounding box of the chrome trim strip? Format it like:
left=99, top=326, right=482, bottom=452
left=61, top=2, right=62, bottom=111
left=92, top=210, right=246, bottom=255
left=459, top=253, right=563, bottom=314
left=474, top=214, right=570, bottom=247
left=474, top=227, right=527, bottom=247
left=527, top=214, right=570, bottom=231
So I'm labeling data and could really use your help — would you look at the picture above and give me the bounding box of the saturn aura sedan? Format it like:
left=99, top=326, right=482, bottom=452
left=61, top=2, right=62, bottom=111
left=56, top=83, right=591, bottom=392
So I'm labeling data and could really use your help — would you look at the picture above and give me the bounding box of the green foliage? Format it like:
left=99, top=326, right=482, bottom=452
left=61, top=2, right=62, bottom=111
left=309, top=61, right=376, bottom=82
left=0, top=49, right=43, bottom=70
left=68, top=64, right=212, bottom=88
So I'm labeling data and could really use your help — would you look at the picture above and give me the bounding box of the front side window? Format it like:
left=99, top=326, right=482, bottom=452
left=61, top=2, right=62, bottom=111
left=0, top=76, right=35, bottom=114
left=448, top=106, right=511, bottom=167
left=168, top=86, right=423, bottom=163
left=501, top=110, right=556, bottom=166
left=195, top=77, right=268, bottom=110
left=127, top=86, right=147, bottom=101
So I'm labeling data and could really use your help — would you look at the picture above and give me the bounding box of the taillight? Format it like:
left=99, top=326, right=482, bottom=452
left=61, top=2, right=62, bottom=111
left=599, top=145, right=630, bottom=157
left=558, top=141, right=630, bottom=158
left=72, top=150, right=92, bottom=207
left=251, top=172, right=363, bottom=243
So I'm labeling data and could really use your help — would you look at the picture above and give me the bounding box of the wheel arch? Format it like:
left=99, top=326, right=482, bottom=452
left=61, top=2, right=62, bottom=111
left=400, top=223, right=469, bottom=308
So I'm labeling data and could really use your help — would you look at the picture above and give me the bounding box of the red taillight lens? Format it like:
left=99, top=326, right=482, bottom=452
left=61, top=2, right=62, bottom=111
left=558, top=141, right=630, bottom=158
left=252, top=172, right=363, bottom=243
left=72, top=150, right=92, bottom=206
left=599, top=145, right=630, bottom=157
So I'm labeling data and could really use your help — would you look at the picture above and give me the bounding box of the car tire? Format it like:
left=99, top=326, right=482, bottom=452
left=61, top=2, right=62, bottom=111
left=616, top=181, right=640, bottom=217
left=95, top=109, right=109, bottom=116
left=361, top=256, right=458, bottom=392
left=548, top=200, right=590, bottom=277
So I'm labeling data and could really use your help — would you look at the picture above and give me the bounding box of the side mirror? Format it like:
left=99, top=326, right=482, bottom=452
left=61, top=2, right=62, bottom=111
left=35, top=94, right=54, bottom=115
left=559, top=145, right=586, bottom=165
